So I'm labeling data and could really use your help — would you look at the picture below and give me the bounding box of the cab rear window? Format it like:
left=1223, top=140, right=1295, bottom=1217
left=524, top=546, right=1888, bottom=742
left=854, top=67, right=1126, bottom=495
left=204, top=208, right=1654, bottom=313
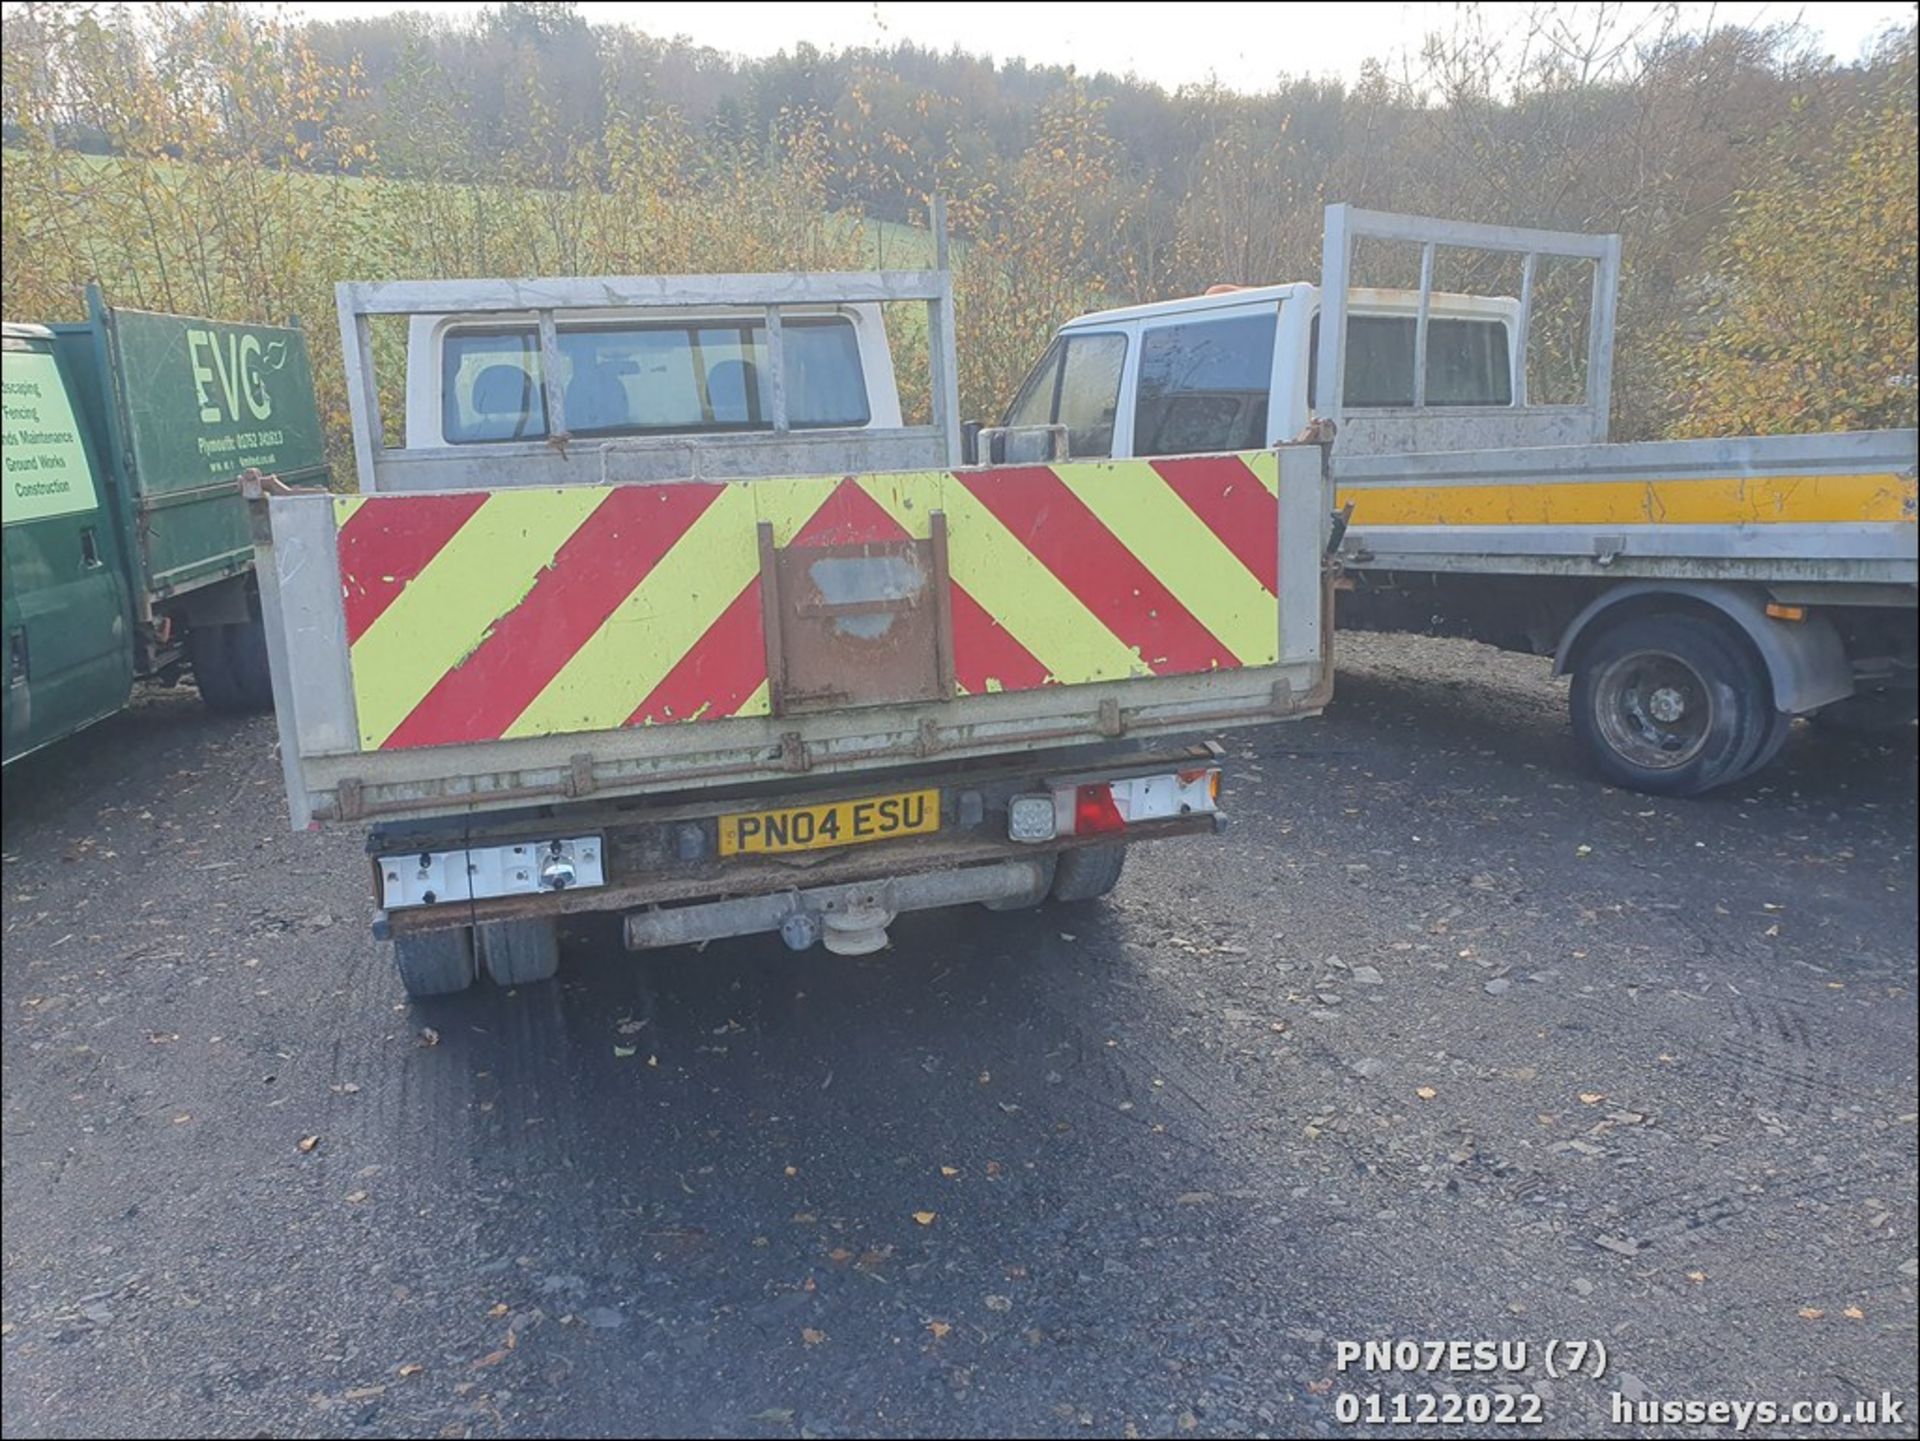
left=1309, top=315, right=1512, bottom=408
left=442, top=317, right=869, bottom=444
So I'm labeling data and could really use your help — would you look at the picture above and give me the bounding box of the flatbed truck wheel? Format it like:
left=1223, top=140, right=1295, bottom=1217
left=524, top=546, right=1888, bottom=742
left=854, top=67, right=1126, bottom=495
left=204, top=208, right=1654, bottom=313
left=1050, top=843, right=1127, bottom=902
left=393, top=926, right=476, bottom=997
left=1570, top=612, right=1770, bottom=797
left=476, top=918, right=561, bottom=986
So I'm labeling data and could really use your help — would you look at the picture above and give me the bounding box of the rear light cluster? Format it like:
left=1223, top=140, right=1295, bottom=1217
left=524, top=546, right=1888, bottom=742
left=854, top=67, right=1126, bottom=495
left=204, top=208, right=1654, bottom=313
left=1006, top=767, right=1221, bottom=843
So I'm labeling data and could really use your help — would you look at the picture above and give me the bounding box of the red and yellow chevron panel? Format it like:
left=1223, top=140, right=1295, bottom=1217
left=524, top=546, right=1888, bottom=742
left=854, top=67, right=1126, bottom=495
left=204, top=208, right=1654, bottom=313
left=333, top=452, right=1284, bottom=752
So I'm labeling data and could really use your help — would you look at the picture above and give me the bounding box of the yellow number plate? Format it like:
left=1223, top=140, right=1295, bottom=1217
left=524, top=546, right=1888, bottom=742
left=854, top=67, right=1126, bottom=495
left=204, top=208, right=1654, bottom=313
left=717, top=788, right=940, bottom=857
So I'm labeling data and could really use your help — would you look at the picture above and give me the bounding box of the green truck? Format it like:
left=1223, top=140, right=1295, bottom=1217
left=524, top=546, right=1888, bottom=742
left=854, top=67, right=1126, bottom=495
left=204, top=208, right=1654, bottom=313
left=2, top=289, right=328, bottom=765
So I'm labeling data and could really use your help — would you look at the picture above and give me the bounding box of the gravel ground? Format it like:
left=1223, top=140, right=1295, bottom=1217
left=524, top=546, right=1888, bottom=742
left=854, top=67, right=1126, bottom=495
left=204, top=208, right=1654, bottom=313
left=3, top=632, right=1916, bottom=1440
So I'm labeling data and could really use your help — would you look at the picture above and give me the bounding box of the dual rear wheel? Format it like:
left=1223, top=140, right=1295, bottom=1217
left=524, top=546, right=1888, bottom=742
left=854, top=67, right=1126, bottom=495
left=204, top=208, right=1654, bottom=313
left=392, top=918, right=560, bottom=998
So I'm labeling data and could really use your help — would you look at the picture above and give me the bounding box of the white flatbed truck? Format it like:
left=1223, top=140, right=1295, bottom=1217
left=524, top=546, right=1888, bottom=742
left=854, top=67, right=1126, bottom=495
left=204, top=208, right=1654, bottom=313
left=994, top=205, right=1916, bottom=794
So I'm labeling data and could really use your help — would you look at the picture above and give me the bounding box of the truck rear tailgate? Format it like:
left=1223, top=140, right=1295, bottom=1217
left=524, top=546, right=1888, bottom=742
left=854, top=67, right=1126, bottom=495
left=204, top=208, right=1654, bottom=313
left=257, top=446, right=1332, bottom=827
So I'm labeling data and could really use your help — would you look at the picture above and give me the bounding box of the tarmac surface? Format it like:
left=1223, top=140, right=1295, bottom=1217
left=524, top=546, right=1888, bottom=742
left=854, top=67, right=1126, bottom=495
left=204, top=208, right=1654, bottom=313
left=4, top=632, right=1915, bottom=1438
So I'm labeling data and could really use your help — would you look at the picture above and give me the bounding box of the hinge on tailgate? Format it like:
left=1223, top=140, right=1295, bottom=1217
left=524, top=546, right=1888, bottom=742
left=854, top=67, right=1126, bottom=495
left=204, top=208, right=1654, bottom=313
left=915, top=717, right=941, bottom=757
left=336, top=777, right=365, bottom=821
left=1097, top=697, right=1125, bottom=737
left=779, top=731, right=810, bottom=772
left=1270, top=677, right=1296, bottom=715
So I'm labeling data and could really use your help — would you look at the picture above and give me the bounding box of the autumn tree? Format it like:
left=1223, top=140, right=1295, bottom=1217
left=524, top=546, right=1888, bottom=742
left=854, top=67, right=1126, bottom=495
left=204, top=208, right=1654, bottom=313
left=1666, top=32, right=1918, bottom=436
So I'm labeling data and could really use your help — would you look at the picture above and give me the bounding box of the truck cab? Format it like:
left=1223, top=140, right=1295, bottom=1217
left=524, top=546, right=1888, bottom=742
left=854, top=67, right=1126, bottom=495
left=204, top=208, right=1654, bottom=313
left=2, top=322, right=135, bottom=762
left=994, top=285, right=1520, bottom=462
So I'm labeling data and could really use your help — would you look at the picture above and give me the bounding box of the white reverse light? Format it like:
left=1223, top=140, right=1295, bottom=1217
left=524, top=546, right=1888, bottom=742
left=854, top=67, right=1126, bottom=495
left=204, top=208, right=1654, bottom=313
left=1007, top=793, right=1058, bottom=843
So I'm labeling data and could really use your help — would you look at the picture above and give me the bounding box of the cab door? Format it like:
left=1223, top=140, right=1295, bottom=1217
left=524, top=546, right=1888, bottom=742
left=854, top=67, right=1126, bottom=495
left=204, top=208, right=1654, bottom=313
left=2, top=331, right=134, bottom=763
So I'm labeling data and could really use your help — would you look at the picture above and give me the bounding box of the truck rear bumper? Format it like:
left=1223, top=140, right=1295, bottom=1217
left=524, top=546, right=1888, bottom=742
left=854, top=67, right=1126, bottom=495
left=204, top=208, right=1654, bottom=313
left=374, top=742, right=1223, bottom=940
left=622, top=857, right=1055, bottom=954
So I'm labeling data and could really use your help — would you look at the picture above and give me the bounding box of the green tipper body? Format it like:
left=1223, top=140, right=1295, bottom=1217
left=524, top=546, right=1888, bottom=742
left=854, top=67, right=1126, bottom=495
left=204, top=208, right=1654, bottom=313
left=77, top=291, right=329, bottom=613
left=3, top=291, right=329, bottom=764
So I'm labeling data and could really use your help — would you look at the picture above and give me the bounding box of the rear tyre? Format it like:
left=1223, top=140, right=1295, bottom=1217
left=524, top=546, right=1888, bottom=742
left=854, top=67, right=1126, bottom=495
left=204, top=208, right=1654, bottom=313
left=476, top=918, right=561, bottom=987
left=393, top=927, right=476, bottom=998
left=225, top=615, right=275, bottom=711
left=1049, top=843, right=1128, bottom=902
left=191, top=619, right=275, bottom=714
left=1569, top=613, right=1767, bottom=797
left=1727, top=706, right=1794, bottom=783
left=189, top=623, right=246, bottom=714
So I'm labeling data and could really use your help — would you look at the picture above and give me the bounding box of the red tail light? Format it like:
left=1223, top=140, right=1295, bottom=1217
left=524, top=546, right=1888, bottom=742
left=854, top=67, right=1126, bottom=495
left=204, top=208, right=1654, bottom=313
left=1072, top=783, right=1127, bottom=835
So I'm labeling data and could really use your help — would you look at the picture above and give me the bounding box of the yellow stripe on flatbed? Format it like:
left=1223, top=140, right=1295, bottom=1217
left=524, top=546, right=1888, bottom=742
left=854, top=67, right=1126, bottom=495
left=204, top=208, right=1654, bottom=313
left=1340, top=472, right=1914, bottom=527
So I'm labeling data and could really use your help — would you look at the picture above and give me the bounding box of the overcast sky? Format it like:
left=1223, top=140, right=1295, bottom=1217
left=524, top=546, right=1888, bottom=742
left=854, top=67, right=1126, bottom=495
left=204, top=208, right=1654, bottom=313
left=274, top=1, right=1912, bottom=92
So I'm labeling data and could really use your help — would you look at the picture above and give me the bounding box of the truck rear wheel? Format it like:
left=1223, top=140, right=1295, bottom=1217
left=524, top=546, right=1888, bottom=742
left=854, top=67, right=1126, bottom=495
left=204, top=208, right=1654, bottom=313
left=1728, top=706, right=1794, bottom=783
left=476, top=918, right=561, bottom=987
left=1570, top=613, right=1768, bottom=796
left=393, top=927, right=476, bottom=998
left=191, top=618, right=274, bottom=714
left=1050, top=843, right=1128, bottom=902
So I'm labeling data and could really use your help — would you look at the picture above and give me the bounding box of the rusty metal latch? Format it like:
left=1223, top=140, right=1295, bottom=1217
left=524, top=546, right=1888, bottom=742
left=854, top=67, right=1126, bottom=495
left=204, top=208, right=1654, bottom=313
left=757, top=513, right=957, bottom=719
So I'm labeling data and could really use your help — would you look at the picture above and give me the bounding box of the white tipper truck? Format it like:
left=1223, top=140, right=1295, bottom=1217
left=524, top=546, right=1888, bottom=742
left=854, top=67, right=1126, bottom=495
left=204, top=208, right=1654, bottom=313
left=248, top=212, right=1338, bottom=997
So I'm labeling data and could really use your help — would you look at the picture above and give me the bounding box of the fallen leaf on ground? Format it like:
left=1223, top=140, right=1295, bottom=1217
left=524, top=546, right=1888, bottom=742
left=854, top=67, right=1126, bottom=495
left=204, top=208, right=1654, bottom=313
left=940, top=1165, right=959, bottom=1178
left=913, top=1210, right=937, bottom=1226
left=472, top=1348, right=510, bottom=1369
left=1579, top=1092, right=1605, bottom=1105
left=345, top=1190, right=368, bottom=1205
left=396, top=1363, right=423, bottom=1377
left=925, top=1320, right=951, bottom=1339
left=1798, top=1307, right=1825, bottom=1320
left=488, top=1303, right=509, bottom=1317
left=613, top=1045, right=637, bottom=1058
left=1415, top=1086, right=1437, bottom=1101
left=297, top=1135, right=319, bottom=1153
left=801, top=1327, right=826, bottom=1346
left=1843, top=1305, right=1864, bottom=1319
left=417, top=1028, right=439, bottom=1047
